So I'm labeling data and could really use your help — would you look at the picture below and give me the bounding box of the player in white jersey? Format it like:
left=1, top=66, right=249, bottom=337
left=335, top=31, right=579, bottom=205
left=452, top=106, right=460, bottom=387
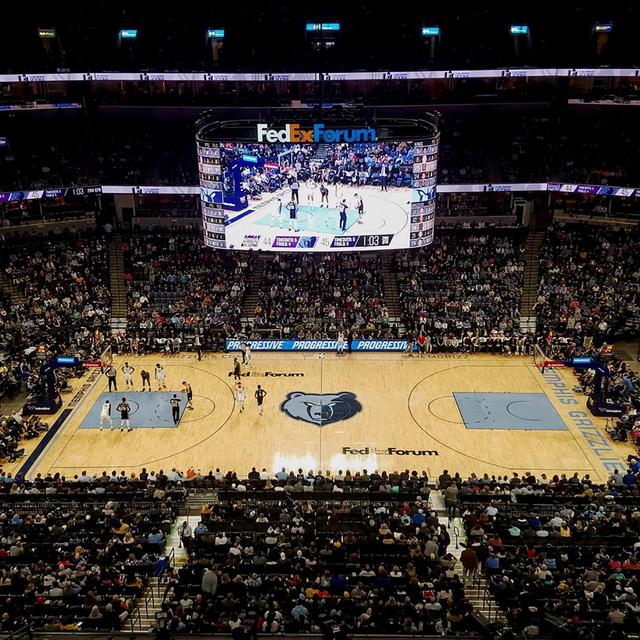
left=122, top=362, right=135, bottom=388
left=235, top=382, right=247, bottom=413
left=244, top=344, right=252, bottom=367
left=155, top=363, right=167, bottom=391
left=271, top=198, right=283, bottom=228
left=337, top=331, right=346, bottom=355
left=99, top=399, right=112, bottom=431
left=307, top=178, right=316, bottom=204
left=354, top=193, right=364, bottom=224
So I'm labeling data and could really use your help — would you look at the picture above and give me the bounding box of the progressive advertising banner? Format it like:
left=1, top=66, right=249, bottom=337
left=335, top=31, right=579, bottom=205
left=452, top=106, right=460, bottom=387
left=226, top=339, right=412, bottom=352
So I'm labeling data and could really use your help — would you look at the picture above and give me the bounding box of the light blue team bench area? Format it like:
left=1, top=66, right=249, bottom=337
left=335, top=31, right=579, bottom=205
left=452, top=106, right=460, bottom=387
left=79, top=392, right=188, bottom=429
left=453, top=392, right=567, bottom=431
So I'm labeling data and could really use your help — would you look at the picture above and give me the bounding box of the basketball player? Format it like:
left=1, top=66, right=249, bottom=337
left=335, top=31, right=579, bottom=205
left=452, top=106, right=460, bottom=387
left=244, top=343, right=252, bottom=368
left=287, top=199, right=298, bottom=232
left=99, top=399, right=112, bottom=431
left=235, top=382, right=247, bottom=413
left=355, top=194, right=364, bottom=224
left=155, top=364, right=166, bottom=391
left=320, top=183, right=329, bottom=207
left=122, top=362, right=135, bottom=388
left=337, top=330, right=346, bottom=355
left=232, top=357, right=241, bottom=381
left=240, top=342, right=248, bottom=365
left=117, top=397, right=131, bottom=432
left=307, top=177, right=316, bottom=204
left=255, top=385, right=267, bottom=416
left=182, top=381, right=193, bottom=409
left=271, top=198, right=283, bottom=229
left=140, top=369, right=151, bottom=391
left=170, top=394, right=182, bottom=425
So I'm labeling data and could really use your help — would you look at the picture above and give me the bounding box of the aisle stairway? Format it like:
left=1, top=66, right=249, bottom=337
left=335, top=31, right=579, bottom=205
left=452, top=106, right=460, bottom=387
left=0, top=271, right=25, bottom=304
left=431, top=492, right=504, bottom=625
left=134, top=491, right=245, bottom=629
left=379, top=253, right=404, bottom=332
left=108, top=233, right=127, bottom=333
left=135, top=515, right=191, bottom=630
left=519, top=230, right=546, bottom=333
left=240, top=256, right=265, bottom=327
left=184, top=491, right=219, bottom=515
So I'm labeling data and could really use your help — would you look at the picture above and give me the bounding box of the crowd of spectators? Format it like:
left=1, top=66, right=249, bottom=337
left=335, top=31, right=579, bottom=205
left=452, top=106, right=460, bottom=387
left=0, top=222, right=636, bottom=364
left=558, top=112, right=640, bottom=188
left=498, top=114, right=559, bottom=184
left=435, top=194, right=517, bottom=229
left=0, top=112, right=197, bottom=193
left=317, top=142, right=416, bottom=189
left=161, top=473, right=473, bottom=635
left=437, top=118, right=491, bottom=185
left=0, top=412, right=48, bottom=463
left=220, top=143, right=300, bottom=203
left=452, top=470, right=640, bottom=635
left=536, top=225, right=640, bottom=341
left=394, top=232, right=528, bottom=352
left=3, top=457, right=640, bottom=635
left=123, top=228, right=252, bottom=351
left=219, top=141, right=417, bottom=212
left=251, top=253, right=392, bottom=339
left=4, top=110, right=640, bottom=203
left=45, top=463, right=640, bottom=637
left=0, top=233, right=111, bottom=410
left=0, top=471, right=184, bottom=632
left=2, top=236, right=111, bottom=340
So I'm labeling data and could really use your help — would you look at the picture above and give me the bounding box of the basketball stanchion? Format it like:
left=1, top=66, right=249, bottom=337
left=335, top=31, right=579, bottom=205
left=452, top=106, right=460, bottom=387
left=534, top=340, right=566, bottom=374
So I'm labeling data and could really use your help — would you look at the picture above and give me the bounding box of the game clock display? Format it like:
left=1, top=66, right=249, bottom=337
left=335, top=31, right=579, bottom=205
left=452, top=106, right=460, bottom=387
left=197, top=136, right=438, bottom=252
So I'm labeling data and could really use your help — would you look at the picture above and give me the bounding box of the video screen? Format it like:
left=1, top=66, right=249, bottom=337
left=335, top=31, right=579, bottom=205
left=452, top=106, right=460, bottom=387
left=198, top=139, right=438, bottom=252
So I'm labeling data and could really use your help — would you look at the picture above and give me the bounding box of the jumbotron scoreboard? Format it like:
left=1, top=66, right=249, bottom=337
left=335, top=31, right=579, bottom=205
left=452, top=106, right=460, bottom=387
left=196, top=117, right=439, bottom=252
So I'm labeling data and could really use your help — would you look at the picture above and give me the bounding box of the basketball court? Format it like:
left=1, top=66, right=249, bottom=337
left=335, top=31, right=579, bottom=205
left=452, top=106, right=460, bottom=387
left=225, top=185, right=411, bottom=250
left=79, top=392, right=190, bottom=429
left=9, top=352, right=630, bottom=483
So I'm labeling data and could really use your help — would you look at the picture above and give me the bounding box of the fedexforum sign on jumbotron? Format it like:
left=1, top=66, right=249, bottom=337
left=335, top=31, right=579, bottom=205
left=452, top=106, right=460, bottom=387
left=257, top=123, right=376, bottom=143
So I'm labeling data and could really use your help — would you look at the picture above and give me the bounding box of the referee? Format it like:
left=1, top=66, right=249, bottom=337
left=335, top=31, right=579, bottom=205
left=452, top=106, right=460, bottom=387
left=170, top=394, right=182, bottom=425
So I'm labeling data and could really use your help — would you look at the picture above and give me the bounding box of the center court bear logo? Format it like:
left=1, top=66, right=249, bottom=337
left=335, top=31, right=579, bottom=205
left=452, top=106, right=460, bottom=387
left=280, top=392, right=362, bottom=426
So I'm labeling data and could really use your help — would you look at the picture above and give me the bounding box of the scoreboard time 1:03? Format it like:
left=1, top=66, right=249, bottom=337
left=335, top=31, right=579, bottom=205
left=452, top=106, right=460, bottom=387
left=356, top=234, right=393, bottom=248
left=71, top=186, right=102, bottom=196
